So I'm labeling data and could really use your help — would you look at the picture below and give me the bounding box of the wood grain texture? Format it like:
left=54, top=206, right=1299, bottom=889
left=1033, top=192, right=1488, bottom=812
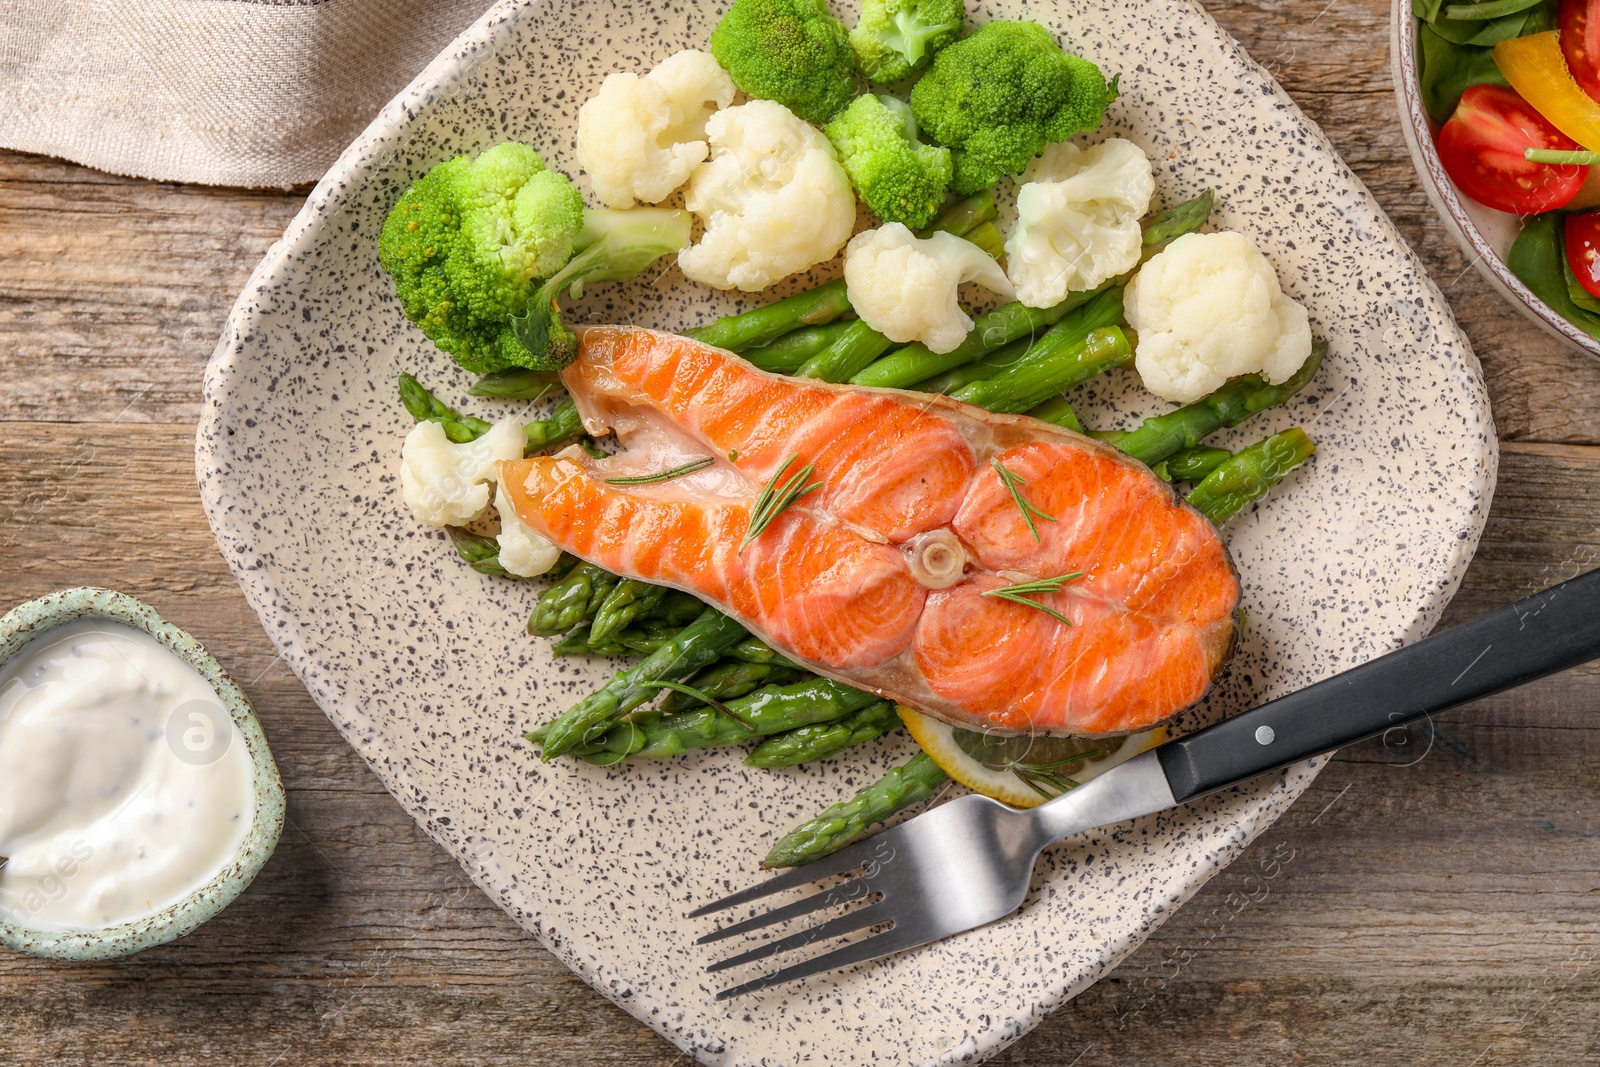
left=3, top=0, right=1600, bottom=1061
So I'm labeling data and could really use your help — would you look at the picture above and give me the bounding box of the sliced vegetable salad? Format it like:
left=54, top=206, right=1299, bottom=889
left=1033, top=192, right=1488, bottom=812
left=1418, top=0, right=1600, bottom=337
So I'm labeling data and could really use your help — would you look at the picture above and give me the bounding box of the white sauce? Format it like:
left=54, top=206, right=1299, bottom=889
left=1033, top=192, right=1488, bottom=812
left=0, top=620, right=255, bottom=931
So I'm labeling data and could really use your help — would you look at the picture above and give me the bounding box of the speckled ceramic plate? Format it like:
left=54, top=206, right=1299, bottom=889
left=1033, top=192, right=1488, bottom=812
left=196, top=1, right=1496, bottom=1063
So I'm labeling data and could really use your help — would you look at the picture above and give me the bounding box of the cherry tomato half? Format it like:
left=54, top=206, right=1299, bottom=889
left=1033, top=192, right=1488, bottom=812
left=1565, top=210, right=1600, bottom=298
left=1438, top=85, right=1588, bottom=214
left=1560, top=0, right=1600, bottom=107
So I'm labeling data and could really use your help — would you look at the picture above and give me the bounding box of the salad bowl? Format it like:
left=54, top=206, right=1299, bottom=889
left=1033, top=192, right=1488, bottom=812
left=197, top=0, right=1496, bottom=1063
left=1392, top=0, right=1600, bottom=358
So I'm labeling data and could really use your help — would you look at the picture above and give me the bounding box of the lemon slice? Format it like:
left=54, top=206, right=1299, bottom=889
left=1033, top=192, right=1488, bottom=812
left=900, top=707, right=1166, bottom=808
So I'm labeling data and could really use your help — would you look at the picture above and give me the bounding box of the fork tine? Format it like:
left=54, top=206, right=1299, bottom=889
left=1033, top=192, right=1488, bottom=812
left=694, top=872, right=876, bottom=945
left=713, top=922, right=931, bottom=1000
left=684, top=833, right=883, bottom=919
left=705, top=902, right=890, bottom=973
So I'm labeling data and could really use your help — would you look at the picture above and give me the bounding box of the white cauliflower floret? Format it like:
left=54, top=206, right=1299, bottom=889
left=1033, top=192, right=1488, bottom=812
left=493, top=468, right=561, bottom=577
left=844, top=224, right=1015, bottom=354
left=1124, top=230, right=1313, bottom=404
left=1005, top=138, right=1156, bottom=308
left=399, top=418, right=524, bottom=527
left=678, top=100, right=856, bottom=291
left=576, top=50, right=735, bottom=209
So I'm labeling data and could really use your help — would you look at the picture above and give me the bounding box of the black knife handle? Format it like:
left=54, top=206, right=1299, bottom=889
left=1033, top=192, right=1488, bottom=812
left=1156, top=568, right=1600, bottom=804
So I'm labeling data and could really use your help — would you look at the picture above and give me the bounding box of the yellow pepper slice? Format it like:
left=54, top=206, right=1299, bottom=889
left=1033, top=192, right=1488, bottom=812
left=1496, top=31, right=1600, bottom=155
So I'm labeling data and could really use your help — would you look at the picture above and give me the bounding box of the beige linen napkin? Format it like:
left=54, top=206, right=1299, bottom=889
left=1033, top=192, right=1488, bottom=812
left=0, top=0, right=490, bottom=187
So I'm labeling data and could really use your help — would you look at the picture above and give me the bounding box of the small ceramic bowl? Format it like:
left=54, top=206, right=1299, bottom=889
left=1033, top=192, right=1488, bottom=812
left=1391, top=0, right=1600, bottom=358
left=0, top=588, right=285, bottom=960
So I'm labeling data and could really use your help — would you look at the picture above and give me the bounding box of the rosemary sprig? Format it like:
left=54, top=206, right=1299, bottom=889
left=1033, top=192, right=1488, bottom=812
left=604, top=456, right=716, bottom=486
left=1013, top=748, right=1105, bottom=798
left=993, top=459, right=1057, bottom=543
left=982, top=571, right=1084, bottom=627
left=741, top=453, right=821, bottom=552
left=638, top=680, right=755, bottom=731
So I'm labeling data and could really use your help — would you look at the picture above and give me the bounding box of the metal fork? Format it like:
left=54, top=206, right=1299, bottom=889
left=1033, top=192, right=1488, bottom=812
left=691, top=568, right=1600, bottom=999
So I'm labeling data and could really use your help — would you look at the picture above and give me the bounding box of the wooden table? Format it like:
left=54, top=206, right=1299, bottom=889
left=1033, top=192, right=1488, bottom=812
left=3, top=1, right=1599, bottom=1062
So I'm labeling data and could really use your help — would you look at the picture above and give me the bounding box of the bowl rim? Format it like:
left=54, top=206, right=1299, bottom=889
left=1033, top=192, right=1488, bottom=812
left=1390, top=0, right=1600, bottom=358
left=0, top=587, right=286, bottom=961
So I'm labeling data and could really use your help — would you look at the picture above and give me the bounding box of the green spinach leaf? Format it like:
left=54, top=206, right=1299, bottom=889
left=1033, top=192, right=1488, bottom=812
left=1422, top=0, right=1554, bottom=47
left=1417, top=23, right=1510, bottom=122
left=1508, top=213, right=1600, bottom=339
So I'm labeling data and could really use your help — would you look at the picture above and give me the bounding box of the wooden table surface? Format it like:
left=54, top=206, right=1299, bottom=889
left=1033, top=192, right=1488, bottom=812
left=4, top=1, right=1600, bottom=1063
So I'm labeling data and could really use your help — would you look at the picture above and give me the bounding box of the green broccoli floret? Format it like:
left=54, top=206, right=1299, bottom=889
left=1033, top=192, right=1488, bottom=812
left=378, top=142, right=585, bottom=374
left=709, top=0, right=858, bottom=124
left=849, top=0, right=964, bottom=84
left=909, top=21, right=1115, bottom=194
left=512, top=208, right=692, bottom=368
left=825, top=95, right=952, bottom=228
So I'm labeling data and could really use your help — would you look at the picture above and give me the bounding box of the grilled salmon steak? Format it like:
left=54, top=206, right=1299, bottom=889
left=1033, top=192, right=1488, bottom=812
left=500, top=327, right=1240, bottom=736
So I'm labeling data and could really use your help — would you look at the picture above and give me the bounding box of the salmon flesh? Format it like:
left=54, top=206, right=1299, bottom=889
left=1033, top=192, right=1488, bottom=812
left=500, top=327, right=1240, bottom=737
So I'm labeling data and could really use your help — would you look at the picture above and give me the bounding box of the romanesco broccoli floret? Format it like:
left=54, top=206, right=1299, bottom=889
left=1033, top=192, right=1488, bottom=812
left=849, top=0, right=964, bottom=84
left=709, top=0, right=858, bottom=125
left=909, top=21, right=1115, bottom=194
left=825, top=95, right=952, bottom=229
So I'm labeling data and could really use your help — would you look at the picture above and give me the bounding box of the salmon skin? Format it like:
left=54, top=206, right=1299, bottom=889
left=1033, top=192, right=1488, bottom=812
left=500, top=327, right=1240, bottom=737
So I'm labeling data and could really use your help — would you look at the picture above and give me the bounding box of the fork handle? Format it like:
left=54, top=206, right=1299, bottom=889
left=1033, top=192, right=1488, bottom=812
left=1155, top=567, right=1600, bottom=804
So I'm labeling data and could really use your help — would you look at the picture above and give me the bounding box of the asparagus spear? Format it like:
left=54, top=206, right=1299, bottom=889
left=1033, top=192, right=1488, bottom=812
left=795, top=194, right=1006, bottom=383
left=685, top=280, right=852, bottom=353
left=949, top=293, right=1133, bottom=413
left=658, top=661, right=803, bottom=713
left=764, top=751, right=949, bottom=868
left=443, top=528, right=507, bottom=575
left=911, top=336, right=1034, bottom=395
left=402, top=373, right=582, bottom=453
left=743, top=321, right=857, bottom=373
left=1165, top=446, right=1233, bottom=483
left=722, top=636, right=801, bottom=668
left=469, top=368, right=561, bottom=399
left=745, top=699, right=901, bottom=769
left=1024, top=394, right=1084, bottom=432
left=447, top=535, right=577, bottom=580
left=1113, top=342, right=1326, bottom=467
left=848, top=289, right=1097, bottom=390
left=523, top=398, right=583, bottom=451
left=1142, top=189, right=1215, bottom=249
left=950, top=326, right=1132, bottom=414
left=1187, top=428, right=1316, bottom=524
left=795, top=320, right=899, bottom=382
left=921, top=191, right=998, bottom=240
left=531, top=606, right=750, bottom=759
left=590, top=579, right=667, bottom=643
left=651, top=590, right=711, bottom=628
left=552, top=622, right=679, bottom=657
left=399, top=372, right=491, bottom=441
left=915, top=277, right=1127, bottom=399
left=582, top=677, right=883, bottom=762
left=963, top=221, right=1005, bottom=259
left=527, top=562, right=620, bottom=636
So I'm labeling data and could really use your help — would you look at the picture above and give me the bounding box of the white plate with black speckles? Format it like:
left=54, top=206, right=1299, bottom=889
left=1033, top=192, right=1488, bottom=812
left=196, top=1, right=1496, bottom=1063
